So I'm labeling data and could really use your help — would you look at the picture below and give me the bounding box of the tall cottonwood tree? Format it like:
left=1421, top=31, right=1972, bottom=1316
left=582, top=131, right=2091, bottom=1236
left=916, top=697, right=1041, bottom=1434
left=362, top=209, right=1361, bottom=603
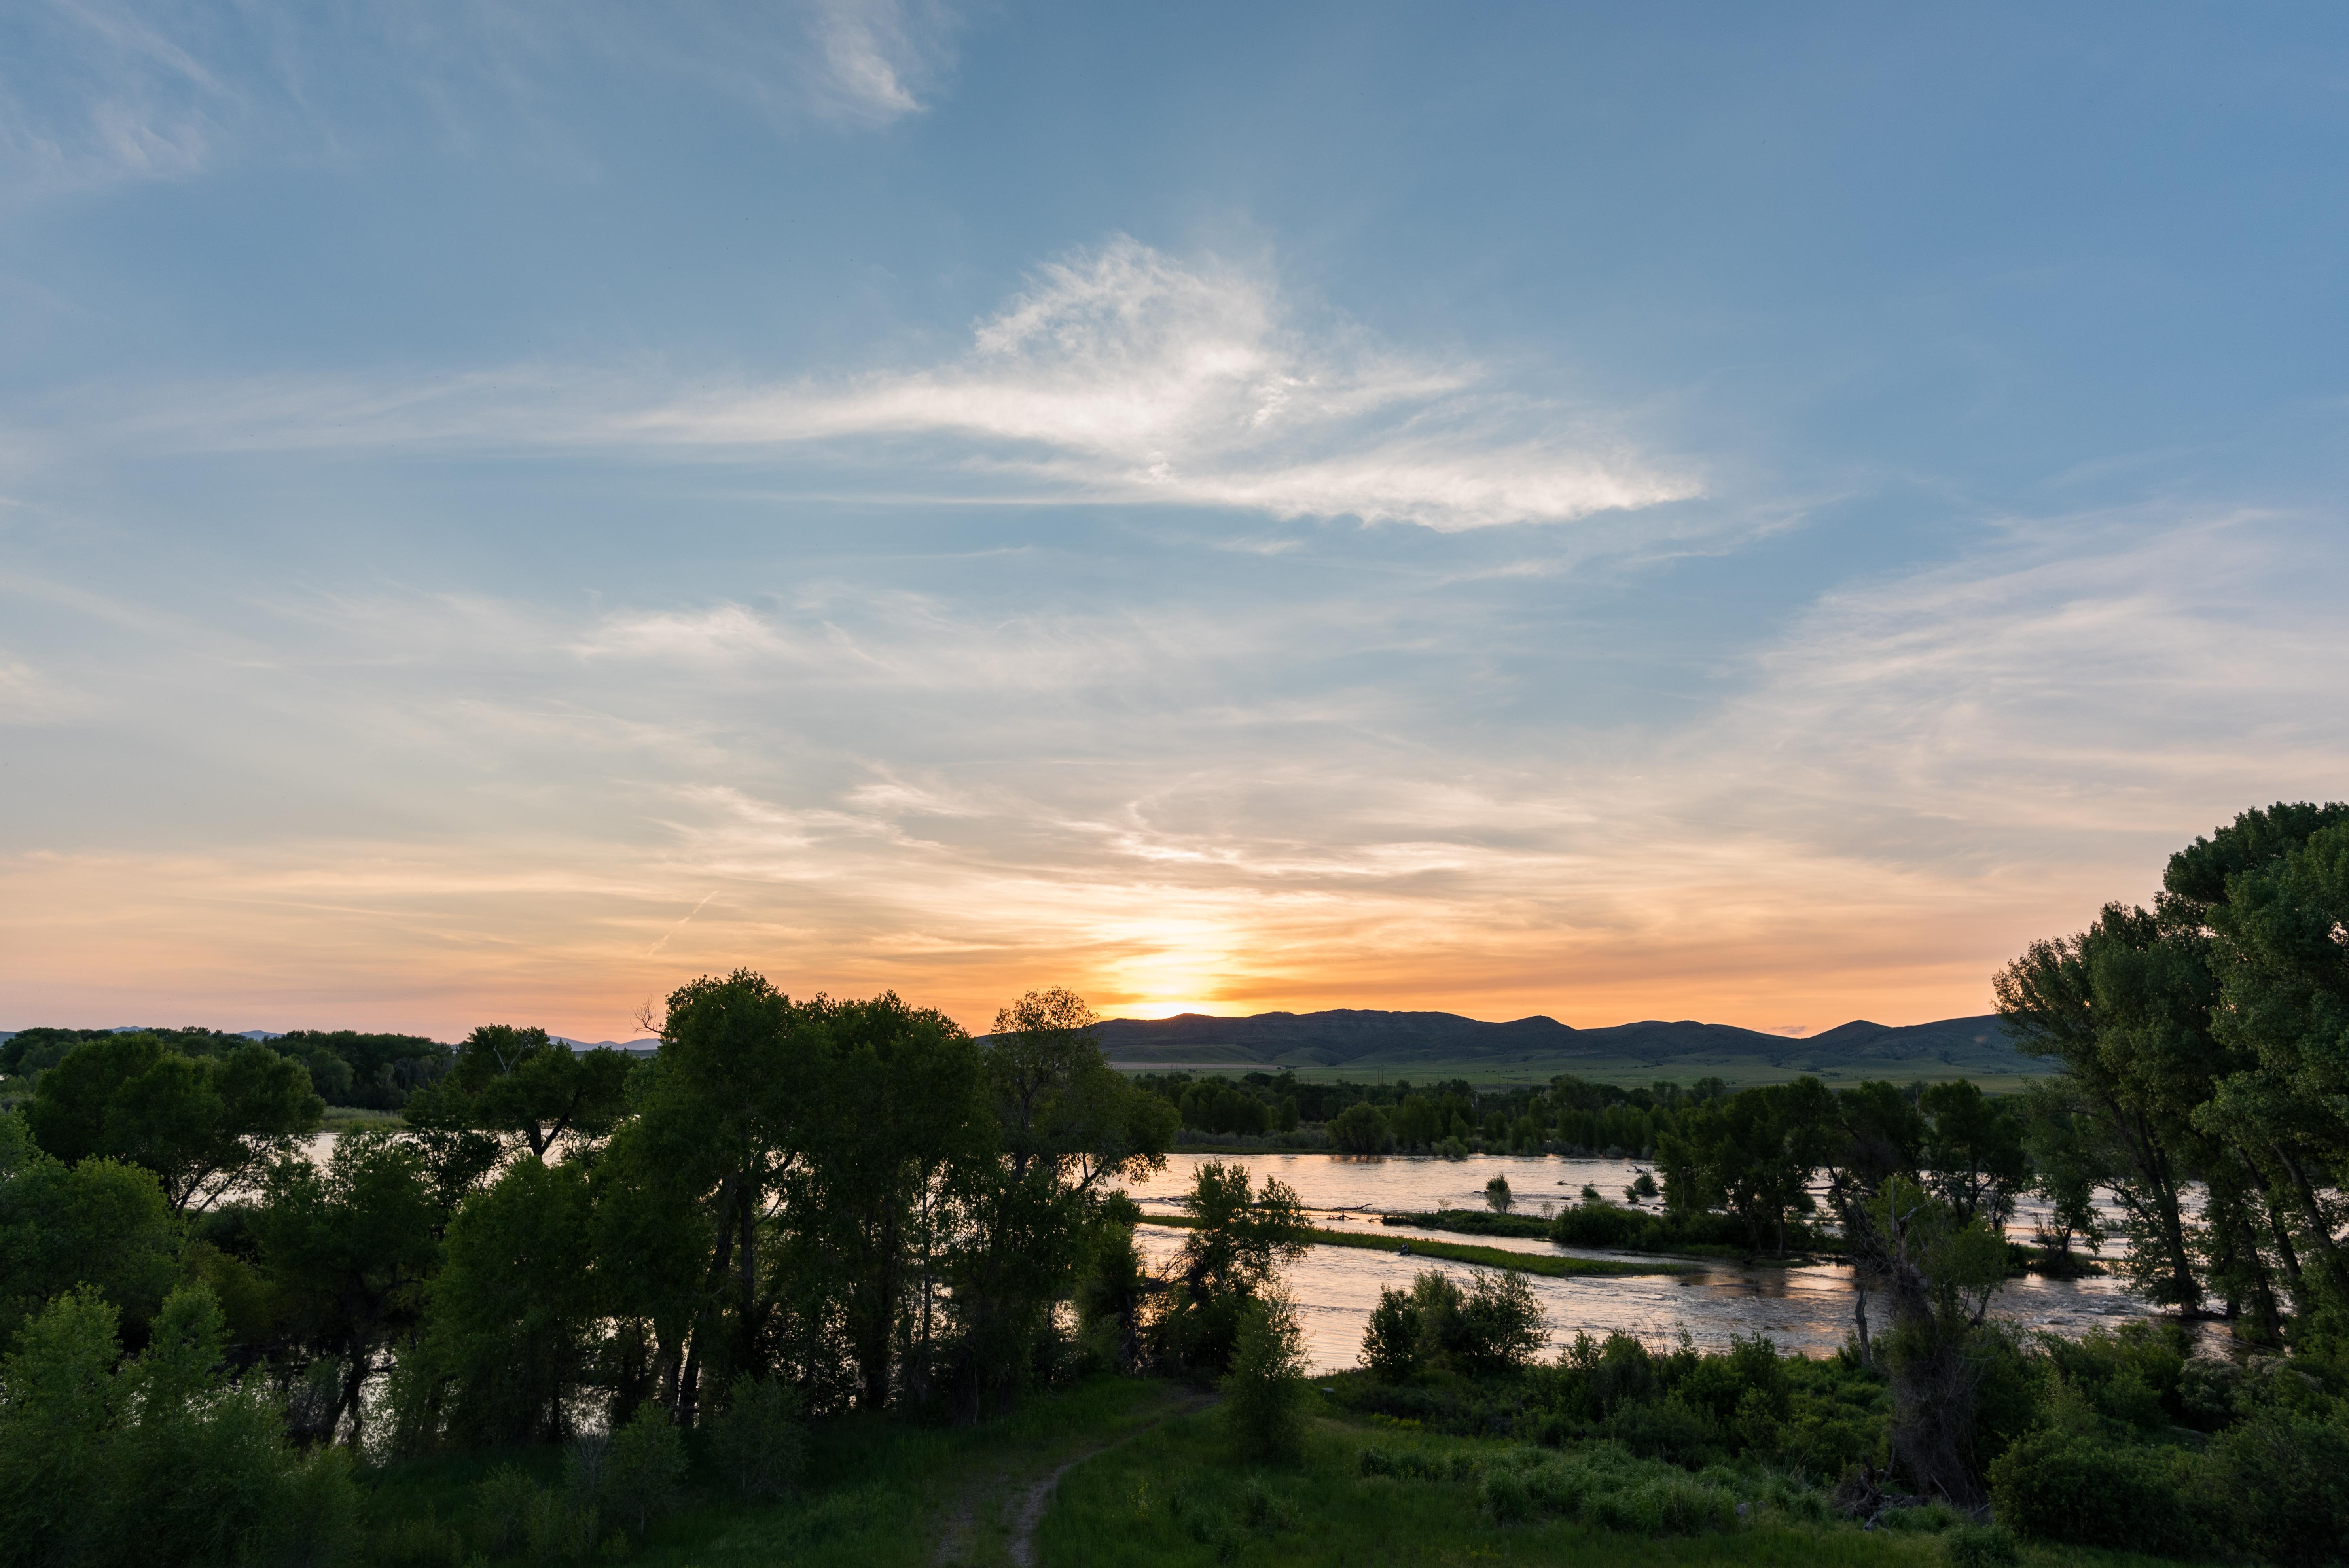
left=946, top=987, right=1175, bottom=1415
left=1998, top=801, right=2349, bottom=1338
left=26, top=1034, right=322, bottom=1213
left=790, top=992, right=986, bottom=1411
left=405, top=1025, right=633, bottom=1160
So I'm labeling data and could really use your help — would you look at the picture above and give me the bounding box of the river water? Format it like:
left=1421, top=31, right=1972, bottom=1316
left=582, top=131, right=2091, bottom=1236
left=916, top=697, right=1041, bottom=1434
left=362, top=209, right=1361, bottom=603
left=1124, top=1152, right=2163, bottom=1375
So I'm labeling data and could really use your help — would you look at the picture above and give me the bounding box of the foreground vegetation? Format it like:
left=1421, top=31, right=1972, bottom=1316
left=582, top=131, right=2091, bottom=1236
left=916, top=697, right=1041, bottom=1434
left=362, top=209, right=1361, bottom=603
left=1, top=800, right=2346, bottom=1564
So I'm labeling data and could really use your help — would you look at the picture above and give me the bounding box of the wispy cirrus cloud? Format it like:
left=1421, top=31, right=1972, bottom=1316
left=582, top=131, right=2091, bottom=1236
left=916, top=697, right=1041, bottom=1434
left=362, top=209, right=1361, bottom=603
left=5, top=507, right=2343, bottom=1036
left=63, top=237, right=1700, bottom=531
left=0, top=0, right=956, bottom=198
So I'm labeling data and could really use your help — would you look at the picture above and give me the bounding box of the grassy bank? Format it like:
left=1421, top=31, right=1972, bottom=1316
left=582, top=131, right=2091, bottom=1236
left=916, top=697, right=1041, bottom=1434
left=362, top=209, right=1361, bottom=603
left=353, top=1375, right=1180, bottom=1567
left=346, top=1374, right=2225, bottom=1568
left=1044, top=1394, right=2197, bottom=1568
left=320, top=1106, right=407, bottom=1132
left=1137, top=1216, right=1688, bottom=1277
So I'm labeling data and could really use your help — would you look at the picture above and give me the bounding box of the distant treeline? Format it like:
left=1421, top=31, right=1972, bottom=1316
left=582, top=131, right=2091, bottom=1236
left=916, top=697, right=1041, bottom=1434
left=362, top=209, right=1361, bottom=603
left=1128, top=1067, right=1718, bottom=1157
left=2, top=1026, right=451, bottom=1111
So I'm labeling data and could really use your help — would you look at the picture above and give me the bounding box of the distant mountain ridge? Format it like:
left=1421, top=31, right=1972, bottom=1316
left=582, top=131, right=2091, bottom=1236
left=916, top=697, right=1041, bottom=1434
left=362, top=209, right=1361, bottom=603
left=1092, top=1007, right=2037, bottom=1079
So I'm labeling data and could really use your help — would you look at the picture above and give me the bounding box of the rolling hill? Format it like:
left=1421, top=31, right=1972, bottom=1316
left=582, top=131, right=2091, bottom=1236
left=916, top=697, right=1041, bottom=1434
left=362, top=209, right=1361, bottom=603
left=1092, top=1008, right=2044, bottom=1087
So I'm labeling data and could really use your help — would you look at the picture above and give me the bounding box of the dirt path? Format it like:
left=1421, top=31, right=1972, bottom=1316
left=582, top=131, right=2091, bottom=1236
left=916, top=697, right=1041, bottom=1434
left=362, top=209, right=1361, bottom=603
left=932, top=1392, right=1215, bottom=1568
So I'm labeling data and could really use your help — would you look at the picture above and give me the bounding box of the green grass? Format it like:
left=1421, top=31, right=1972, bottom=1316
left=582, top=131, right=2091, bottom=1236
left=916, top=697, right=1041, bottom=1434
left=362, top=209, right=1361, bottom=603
left=1137, top=1217, right=1689, bottom=1277
left=350, top=1376, right=2229, bottom=1568
left=320, top=1106, right=407, bottom=1131
left=352, top=1375, right=1182, bottom=1568
left=1042, top=1398, right=2217, bottom=1568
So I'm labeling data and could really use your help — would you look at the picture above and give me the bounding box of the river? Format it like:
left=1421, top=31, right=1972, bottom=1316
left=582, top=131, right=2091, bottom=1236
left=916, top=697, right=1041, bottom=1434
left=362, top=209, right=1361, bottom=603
left=1124, top=1151, right=2163, bottom=1375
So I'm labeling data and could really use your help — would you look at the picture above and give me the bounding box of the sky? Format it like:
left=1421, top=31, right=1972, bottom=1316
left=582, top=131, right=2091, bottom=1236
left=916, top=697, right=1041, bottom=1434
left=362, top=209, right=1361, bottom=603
left=3, top=2, right=2347, bottom=1042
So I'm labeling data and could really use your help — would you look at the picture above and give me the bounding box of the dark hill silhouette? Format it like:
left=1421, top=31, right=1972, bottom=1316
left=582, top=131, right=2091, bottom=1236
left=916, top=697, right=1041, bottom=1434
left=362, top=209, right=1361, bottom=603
left=1092, top=1008, right=2037, bottom=1079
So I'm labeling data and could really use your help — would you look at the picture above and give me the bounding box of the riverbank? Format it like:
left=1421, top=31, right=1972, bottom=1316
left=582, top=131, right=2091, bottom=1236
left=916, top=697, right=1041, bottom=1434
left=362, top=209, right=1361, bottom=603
left=1138, top=1216, right=1688, bottom=1277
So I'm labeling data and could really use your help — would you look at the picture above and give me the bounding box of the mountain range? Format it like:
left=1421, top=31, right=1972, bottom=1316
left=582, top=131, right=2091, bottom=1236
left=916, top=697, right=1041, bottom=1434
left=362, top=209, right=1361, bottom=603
left=1091, top=1008, right=2043, bottom=1085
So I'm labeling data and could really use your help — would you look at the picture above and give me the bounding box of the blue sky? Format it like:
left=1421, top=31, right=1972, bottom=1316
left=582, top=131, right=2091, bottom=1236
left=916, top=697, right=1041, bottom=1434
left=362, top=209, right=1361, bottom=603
left=4, top=2, right=2346, bottom=1039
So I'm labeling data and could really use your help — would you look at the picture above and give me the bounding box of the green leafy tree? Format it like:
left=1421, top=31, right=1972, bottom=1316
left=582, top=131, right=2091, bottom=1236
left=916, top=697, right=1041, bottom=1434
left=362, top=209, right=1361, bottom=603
left=2016, top=1079, right=2107, bottom=1272
left=1658, top=1078, right=1830, bottom=1256
left=2196, top=817, right=2349, bottom=1327
left=948, top=987, right=1173, bottom=1412
left=410, top=1154, right=598, bottom=1447
left=585, top=1115, right=712, bottom=1426
left=25, top=1034, right=321, bottom=1212
left=1150, top=1160, right=1310, bottom=1372
left=1360, top=1267, right=1545, bottom=1381
left=254, top=1127, right=441, bottom=1448
left=0, top=1284, right=357, bottom=1567
left=1835, top=1176, right=2015, bottom=1508
left=1221, top=1295, right=1307, bottom=1464
left=405, top=1025, right=631, bottom=1159
left=2000, top=801, right=2349, bottom=1328
left=1327, top=1102, right=1390, bottom=1154
left=792, top=991, right=986, bottom=1410
left=1996, top=905, right=2212, bottom=1309
left=269, top=1029, right=451, bottom=1111
left=632, top=971, right=825, bottom=1421
left=0, top=1112, right=178, bottom=1354
left=1919, top=1080, right=2029, bottom=1229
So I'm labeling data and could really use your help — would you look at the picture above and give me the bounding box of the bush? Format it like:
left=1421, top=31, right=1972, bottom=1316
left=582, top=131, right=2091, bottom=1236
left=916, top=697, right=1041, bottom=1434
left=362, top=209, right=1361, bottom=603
left=0, top=1284, right=360, bottom=1568
left=1944, top=1524, right=2021, bottom=1568
left=1451, top=1271, right=1547, bottom=1377
left=1360, top=1269, right=1546, bottom=1382
left=1362, top=1290, right=1420, bottom=1382
left=1987, top=1428, right=2213, bottom=1558
left=1222, top=1297, right=1307, bottom=1464
left=1481, top=1463, right=1534, bottom=1523
left=602, top=1404, right=686, bottom=1536
left=1608, top=1394, right=1718, bottom=1467
left=707, top=1375, right=807, bottom=1499
left=1550, top=1201, right=1650, bottom=1249
left=2208, top=1407, right=2349, bottom=1568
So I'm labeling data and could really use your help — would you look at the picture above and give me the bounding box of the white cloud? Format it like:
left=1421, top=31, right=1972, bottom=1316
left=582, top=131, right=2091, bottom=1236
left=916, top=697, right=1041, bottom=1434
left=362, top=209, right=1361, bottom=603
left=0, top=650, right=82, bottom=722
left=615, top=236, right=1699, bottom=529
left=0, top=0, right=957, bottom=198
left=801, top=0, right=943, bottom=125
left=9, top=509, right=2343, bottom=1034
left=76, top=237, right=1698, bottom=532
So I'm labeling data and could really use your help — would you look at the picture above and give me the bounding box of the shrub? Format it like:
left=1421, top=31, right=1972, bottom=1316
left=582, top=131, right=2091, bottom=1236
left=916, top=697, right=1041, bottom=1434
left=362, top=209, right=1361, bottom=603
left=1222, top=1297, right=1307, bottom=1464
left=476, top=1465, right=539, bottom=1555
left=1237, top=1476, right=1296, bottom=1532
left=1608, top=1393, right=1718, bottom=1467
left=602, top=1404, right=686, bottom=1536
left=1550, top=1201, right=1650, bottom=1249
left=1481, top=1464, right=1534, bottom=1523
left=2208, top=1407, right=2349, bottom=1568
left=1944, top=1524, right=2021, bottom=1568
left=1450, top=1270, right=1547, bottom=1377
left=707, top=1375, right=807, bottom=1499
left=0, top=1284, right=360, bottom=1568
left=1362, top=1290, right=1421, bottom=1382
left=1987, top=1428, right=2213, bottom=1558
